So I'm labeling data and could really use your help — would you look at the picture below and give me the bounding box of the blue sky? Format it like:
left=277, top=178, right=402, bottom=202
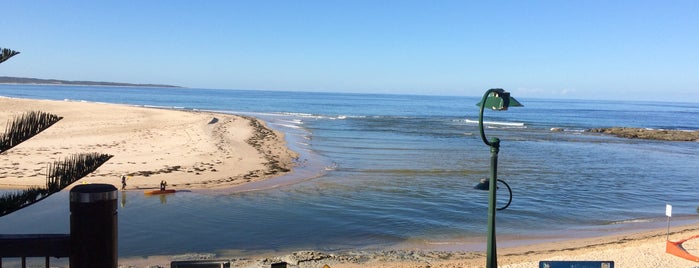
left=2, top=1, right=698, bottom=102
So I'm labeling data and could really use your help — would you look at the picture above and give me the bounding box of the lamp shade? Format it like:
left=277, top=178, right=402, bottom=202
left=476, top=90, right=523, bottom=111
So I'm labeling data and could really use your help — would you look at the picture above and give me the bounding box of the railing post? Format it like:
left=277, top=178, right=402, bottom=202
left=69, top=184, right=118, bottom=268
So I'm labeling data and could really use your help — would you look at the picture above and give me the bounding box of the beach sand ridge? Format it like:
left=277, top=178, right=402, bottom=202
left=0, top=97, right=297, bottom=190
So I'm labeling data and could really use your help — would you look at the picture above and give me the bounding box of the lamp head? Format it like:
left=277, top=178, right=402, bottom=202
left=476, top=89, right=523, bottom=111
left=474, top=178, right=497, bottom=191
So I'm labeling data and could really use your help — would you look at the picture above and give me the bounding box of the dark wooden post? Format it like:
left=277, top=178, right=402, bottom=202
left=69, top=184, right=118, bottom=268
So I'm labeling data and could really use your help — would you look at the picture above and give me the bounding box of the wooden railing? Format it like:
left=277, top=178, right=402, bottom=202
left=0, top=234, right=70, bottom=267
left=0, top=184, right=118, bottom=268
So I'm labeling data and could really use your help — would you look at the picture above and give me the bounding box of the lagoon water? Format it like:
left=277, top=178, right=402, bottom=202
left=0, top=85, right=698, bottom=257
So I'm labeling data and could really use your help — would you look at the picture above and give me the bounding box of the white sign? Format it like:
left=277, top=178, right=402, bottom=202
left=666, top=204, right=672, bottom=217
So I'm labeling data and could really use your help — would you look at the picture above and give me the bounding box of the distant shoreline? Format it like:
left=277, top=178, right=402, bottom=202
left=0, top=76, right=181, bottom=88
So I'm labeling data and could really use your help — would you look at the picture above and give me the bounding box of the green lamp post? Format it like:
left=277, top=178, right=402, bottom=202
left=474, top=88, right=522, bottom=268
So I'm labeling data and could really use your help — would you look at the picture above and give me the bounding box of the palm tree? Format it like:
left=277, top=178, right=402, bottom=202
left=0, top=48, right=20, bottom=64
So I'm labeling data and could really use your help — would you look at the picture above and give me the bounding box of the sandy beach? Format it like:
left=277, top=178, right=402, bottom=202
left=115, top=222, right=699, bottom=267
left=0, top=97, right=298, bottom=191
left=3, top=97, right=699, bottom=267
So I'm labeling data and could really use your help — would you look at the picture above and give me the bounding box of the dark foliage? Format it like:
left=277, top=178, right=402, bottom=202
left=0, top=111, right=63, bottom=153
left=0, top=48, right=20, bottom=64
left=0, top=153, right=113, bottom=216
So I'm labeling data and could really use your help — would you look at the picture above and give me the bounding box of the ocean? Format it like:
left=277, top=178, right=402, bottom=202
left=0, top=84, right=698, bottom=257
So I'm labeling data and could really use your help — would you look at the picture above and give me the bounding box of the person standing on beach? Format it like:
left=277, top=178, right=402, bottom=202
left=121, top=174, right=127, bottom=190
left=160, top=180, right=167, bottom=191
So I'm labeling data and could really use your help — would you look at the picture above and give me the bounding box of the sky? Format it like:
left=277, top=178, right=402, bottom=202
left=1, top=1, right=698, bottom=102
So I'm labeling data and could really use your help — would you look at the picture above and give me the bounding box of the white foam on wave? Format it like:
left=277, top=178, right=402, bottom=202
left=324, top=162, right=338, bottom=171
left=464, top=119, right=526, bottom=128
left=274, top=119, right=304, bottom=126
left=240, top=111, right=367, bottom=121
left=281, top=112, right=321, bottom=119
left=279, top=112, right=343, bottom=120
left=550, top=127, right=587, bottom=133
left=276, top=123, right=302, bottom=129
left=328, top=115, right=363, bottom=120
left=143, top=104, right=185, bottom=110
left=464, top=119, right=525, bottom=127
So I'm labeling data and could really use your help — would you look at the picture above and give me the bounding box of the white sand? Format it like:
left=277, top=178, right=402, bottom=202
left=0, top=97, right=297, bottom=191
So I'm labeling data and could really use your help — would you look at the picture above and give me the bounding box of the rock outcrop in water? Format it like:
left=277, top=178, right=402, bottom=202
left=586, top=127, right=699, bottom=141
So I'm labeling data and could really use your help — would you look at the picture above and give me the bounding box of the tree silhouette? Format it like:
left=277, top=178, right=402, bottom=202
left=0, top=48, right=20, bottom=64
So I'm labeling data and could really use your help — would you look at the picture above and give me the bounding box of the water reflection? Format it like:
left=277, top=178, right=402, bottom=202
left=141, top=192, right=172, bottom=204
left=121, top=191, right=127, bottom=208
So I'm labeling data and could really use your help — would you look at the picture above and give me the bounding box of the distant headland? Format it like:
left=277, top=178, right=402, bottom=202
left=0, top=76, right=180, bottom=88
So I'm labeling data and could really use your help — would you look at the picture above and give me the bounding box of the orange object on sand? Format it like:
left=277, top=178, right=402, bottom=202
left=144, top=189, right=176, bottom=195
left=666, top=235, right=699, bottom=262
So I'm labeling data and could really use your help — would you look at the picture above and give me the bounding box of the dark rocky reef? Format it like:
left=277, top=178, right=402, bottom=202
left=586, top=127, right=699, bottom=141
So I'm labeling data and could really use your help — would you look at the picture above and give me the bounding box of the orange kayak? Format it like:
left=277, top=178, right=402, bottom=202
left=144, top=189, right=176, bottom=195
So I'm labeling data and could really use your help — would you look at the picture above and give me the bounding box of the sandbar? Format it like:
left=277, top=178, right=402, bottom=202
left=0, top=97, right=298, bottom=191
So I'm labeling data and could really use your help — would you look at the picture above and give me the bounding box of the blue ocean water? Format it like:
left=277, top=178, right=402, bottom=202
left=1, top=84, right=698, bottom=257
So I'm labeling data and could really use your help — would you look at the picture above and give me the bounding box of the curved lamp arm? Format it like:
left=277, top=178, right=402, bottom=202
left=478, top=88, right=506, bottom=148
left=473, top=178, right=513, bottom=211
left=496, top=179, right=512, bottom=211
